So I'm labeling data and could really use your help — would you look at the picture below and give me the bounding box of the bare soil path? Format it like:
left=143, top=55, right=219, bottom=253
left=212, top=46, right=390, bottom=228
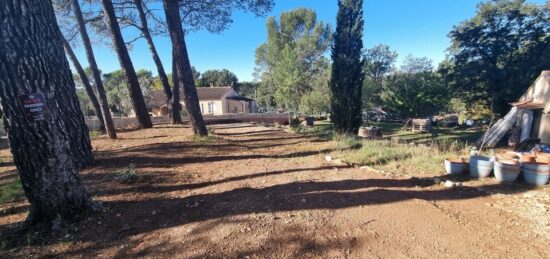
left=1, top=123, right=549, bottom=258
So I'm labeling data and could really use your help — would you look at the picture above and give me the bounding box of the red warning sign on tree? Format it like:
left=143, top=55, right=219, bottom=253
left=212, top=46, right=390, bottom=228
left=18, top=93, right=49, bottom=121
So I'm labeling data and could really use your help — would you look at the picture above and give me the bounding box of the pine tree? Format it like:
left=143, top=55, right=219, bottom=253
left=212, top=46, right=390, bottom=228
left=0, top=0, right=94, bottom=225
left=330, top=0, right=365, bottom=134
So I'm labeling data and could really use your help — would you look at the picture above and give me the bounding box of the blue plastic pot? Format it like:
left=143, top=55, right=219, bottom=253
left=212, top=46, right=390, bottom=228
left=469, top=156, right=493, bottom=178
left=522, top=163, right=550, bottom=186
left=494, top=160, right=520, bottom=182
left=445, top=159, right=467, bottom=175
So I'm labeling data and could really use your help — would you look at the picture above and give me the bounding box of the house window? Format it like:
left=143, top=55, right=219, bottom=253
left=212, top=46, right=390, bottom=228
left=200, top=103, right=204, bottom=114
left=208, top=102, right=216, bottom=114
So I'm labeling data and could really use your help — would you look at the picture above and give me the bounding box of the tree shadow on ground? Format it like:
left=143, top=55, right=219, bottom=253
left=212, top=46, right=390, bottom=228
left=214, top=129, right=283, bottom=137
left=0, top=167, right=539, bottom=257
left=9, top=174, right=532, bottom=258
left=92, top=165, right=353, bottom=197
left=92, top=137, right=336, bottom=170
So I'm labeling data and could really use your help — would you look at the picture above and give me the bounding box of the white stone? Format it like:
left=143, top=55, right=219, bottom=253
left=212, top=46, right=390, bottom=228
left=325, top=155, right=333, bottom=162
left=444, top=180, right=455, bottom=188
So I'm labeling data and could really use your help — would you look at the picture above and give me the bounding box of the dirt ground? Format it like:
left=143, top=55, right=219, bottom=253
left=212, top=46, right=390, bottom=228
left=1, top=123, right=550, bottom=258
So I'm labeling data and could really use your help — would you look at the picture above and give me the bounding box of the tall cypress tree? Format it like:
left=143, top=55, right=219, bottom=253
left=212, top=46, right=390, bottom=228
left=330, top=0, right=365, bottom=134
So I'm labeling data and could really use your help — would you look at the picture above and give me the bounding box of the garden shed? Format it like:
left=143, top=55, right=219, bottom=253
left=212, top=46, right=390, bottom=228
left=478, top=71, right=550, bottom=147
left=512, top=70, right=550, bottom=144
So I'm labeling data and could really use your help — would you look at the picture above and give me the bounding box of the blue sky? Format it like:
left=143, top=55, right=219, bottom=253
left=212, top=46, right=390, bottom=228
left=73, top=0, right=547, bottom=82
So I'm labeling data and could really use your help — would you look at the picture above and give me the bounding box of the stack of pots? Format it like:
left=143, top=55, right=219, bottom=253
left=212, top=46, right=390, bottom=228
left=445, top=151, right=550, bottom=186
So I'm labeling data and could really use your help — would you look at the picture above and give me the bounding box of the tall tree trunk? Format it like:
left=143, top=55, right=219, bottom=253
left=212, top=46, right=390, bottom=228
left=70, top=0, right=117, bottom=139
left=163, top=0, right=208, bottom=135
left=133, top=0, right=172, bottom=106
left=63, top=38, right=106, bottom=132
left=102, top=0, right=152, bottom=129
left=0, top=0, right=94, bottom=225
left=171, top=58, right=183, bottom=124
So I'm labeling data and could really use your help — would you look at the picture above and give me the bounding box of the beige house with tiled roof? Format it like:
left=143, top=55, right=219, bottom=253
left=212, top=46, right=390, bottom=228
left=149, top=87, right=256, bottom=116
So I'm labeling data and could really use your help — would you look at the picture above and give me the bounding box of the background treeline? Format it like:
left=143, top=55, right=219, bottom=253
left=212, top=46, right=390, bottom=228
left=251, top=0, right=550, bottom=120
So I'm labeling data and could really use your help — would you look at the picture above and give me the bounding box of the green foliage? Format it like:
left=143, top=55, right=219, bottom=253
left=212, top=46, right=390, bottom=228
left=332, top=134, right=362, bottom=151
left=238, top=81, right=260, bottom=98
left=89, top=130, right=102, bottom=138
left=299, top=89, right=330, bottom=115
left=255, top=8, right=332, bottom=111
left=154, top=66, right=200, bottom=90
left=330, top=0, right=364, bottom=134
left=381, top=56, right=448, bottom=118
left=443, top=0, right=550, bottom=115
left=288, top=118, right=305, bottom=134
left=192, top=135, right=218, bottom=144
left=362, top=44, right=398, bottom=108
left=179, top=0, right=274, bottom=34
left=114, top=163, right=141, bottom=184
left=103, top=69, right=154, bottom=116
left=198, top=69, right=239, bottom=89
left=0, top=177, right=24, bottom=204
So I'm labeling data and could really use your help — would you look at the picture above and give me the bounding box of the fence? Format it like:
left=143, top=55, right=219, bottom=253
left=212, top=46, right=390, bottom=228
left=85, top=113, right=291, bottom=131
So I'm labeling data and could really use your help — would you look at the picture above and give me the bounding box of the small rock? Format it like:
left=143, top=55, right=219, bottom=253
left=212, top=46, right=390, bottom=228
left=333, top=159, right=344, bottom=165
left=333, top=167, right=339, bottom=171
left=116, top=214, right=121, bottom=217
left=301, top=198, right=306, bottom=203
left=325, top=155, right=333, bottom=162
left=359, top=166, right=368, bottom=170
left=434, top=178, right=441, bottom=184
left=152, top=210, right=157, bottom=215
left=189, top=201, right=200, bottom=208
left=444, top=180, right=455, bottom=188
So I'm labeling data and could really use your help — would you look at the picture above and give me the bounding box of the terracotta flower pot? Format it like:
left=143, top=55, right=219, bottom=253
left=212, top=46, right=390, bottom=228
left=499, top=151, right=517, bottom=160
left=535, top=156, right=550, bottom=165
left=521, top=154, right=537, bottom=163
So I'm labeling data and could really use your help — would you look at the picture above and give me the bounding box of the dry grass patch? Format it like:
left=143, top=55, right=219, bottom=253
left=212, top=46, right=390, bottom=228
left=333, top=137, right=471, bottom=175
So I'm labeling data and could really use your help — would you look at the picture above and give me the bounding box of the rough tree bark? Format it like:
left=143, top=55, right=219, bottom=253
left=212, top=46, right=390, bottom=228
left=133, top=0, right=172, bottom=105
left=63, top=38, right=106, bottom=132
left=171, top=58, right=183, bottom=124
left=163, top=0, right=208, bottom=135
left=102, top=0, right=152, bottom=128
left=0, top=0, right=94, bottom=225
left=70, top=0, right=117, bottom=139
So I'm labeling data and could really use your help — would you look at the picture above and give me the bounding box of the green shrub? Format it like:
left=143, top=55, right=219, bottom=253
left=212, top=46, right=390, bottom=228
left=333, top=134, right=362, bottom=151
left=114, top=163, right=141, bottom=183
left=192, top=135, right=218, bottom=144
